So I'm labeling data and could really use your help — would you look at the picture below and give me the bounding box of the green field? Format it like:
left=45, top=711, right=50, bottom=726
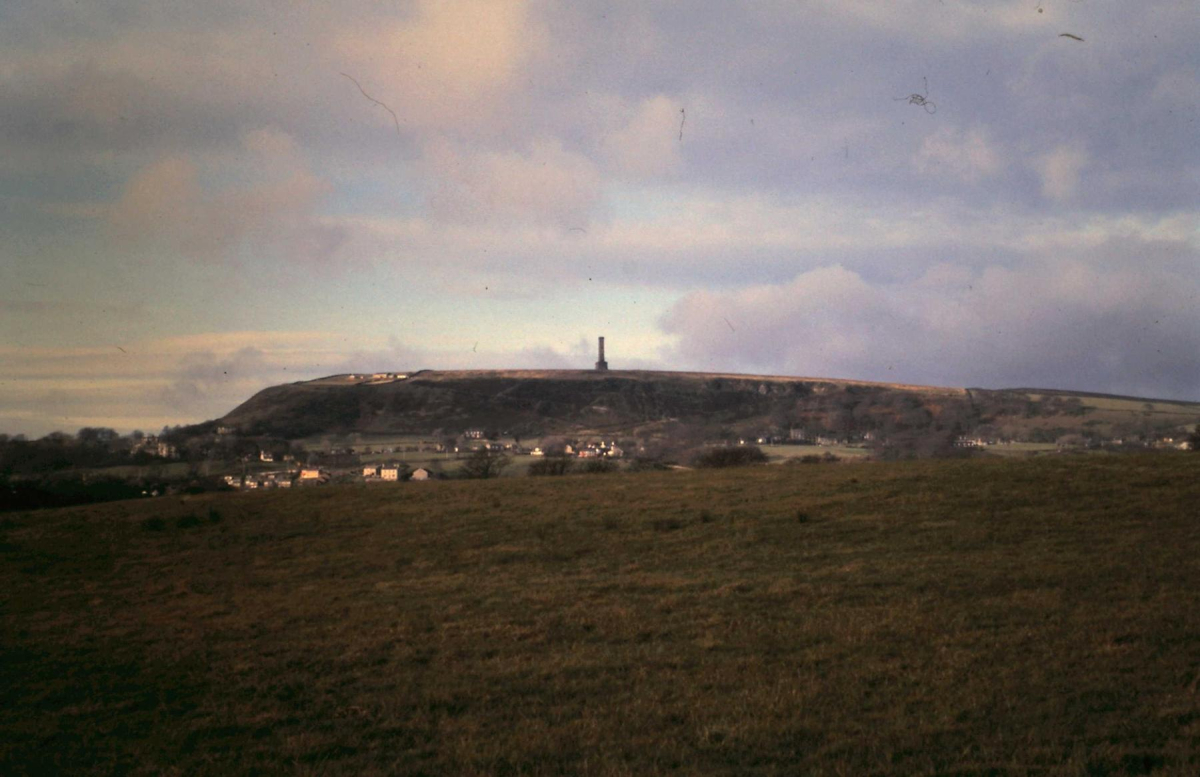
left=3, top=454, right=1200, bottom=774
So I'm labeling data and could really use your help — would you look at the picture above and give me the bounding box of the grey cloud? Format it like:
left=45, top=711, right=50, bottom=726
left=157, top=346, right=283, bottom=414
left=660, top=236, right=1200, bottom=399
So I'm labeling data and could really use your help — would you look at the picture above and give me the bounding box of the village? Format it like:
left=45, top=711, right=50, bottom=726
left=220, top=432, right=633, bottom=490
left=212, top=423, right=1196, bottom=491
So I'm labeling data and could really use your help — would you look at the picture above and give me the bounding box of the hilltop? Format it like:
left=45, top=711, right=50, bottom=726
left=211, top=368, right=1200, bottom=449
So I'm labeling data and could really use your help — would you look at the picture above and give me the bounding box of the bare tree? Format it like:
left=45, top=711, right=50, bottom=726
left=459, top=447, right=511, bottom=479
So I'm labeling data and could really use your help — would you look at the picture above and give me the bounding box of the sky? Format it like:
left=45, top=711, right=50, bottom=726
left=2, top=0, right=1198, bottom=436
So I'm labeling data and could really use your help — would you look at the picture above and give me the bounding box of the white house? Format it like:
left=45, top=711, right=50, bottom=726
left=362, top=465, right=379, bottom=478
left=411, top=467, right=433, bottom=481
left=299, top=468, right=322, bottom=480
left=380, top=465, right=401, bottom=481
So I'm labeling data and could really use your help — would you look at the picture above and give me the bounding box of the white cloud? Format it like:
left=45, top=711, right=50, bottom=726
left=602, top=95, right=684, bottom=180
left=105, top=129, right=346, bottom=264
left=915, top=126, right=1002, bottom=183
left=1034, top=144, right=1089, bottom=202
left=331, top=0, right=545, bottom=134
left=421, top=136, right=603, bottom=227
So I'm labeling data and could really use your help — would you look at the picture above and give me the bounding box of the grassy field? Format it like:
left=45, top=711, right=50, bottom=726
left=3, top=454, right=1200, bottom=775
left=759, top=444, right=871, bottom=462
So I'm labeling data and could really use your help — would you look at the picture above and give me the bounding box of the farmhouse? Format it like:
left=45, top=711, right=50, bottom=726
left=380, top=465, right=401, bottom=481
left=410, top=467, right=433, bottom=481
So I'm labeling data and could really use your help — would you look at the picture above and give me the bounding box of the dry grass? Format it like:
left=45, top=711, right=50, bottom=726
left=3, top=454, right=1200, bottom=775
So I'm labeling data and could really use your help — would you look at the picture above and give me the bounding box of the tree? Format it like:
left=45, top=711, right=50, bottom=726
left=459, top=447, right=511, bottom=479
left=1189, top=424, right=1200, bottom=451
left=77, top=427, right=119, bottom=446
left=691, top=445, right=768, bottom=468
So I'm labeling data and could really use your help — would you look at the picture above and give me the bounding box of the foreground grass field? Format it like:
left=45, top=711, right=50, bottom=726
left=3, top=455, right=1200, bottom=775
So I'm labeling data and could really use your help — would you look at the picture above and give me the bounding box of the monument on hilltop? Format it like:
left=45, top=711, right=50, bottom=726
left=595, top=337, right=608, bottom=371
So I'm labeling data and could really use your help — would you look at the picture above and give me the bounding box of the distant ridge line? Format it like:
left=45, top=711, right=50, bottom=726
left=997, top=387, right=1200, bottom=407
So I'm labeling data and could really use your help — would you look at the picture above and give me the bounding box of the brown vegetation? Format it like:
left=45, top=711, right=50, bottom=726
left=3, top=454, right=1200, bottom=774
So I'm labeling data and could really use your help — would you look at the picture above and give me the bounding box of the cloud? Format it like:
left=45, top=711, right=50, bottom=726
left=0, top=331, right=339, bottom=434
left=602, top=95, right=684, bottom=180
left=660, top=236, right=1200, bottom=399
left=421, top=136, right=603, bottom=227
left=331, top=0, right=544, bottom=135
left=157, top=346, right=274, bottom=411
left=914, top=126, right=1002, bottom=184
left=1034, top=144, right=1089, bottom=202
left=106, top=129, right=346, bottom=264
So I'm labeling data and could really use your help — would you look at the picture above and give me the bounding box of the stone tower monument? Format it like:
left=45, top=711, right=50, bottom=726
left=595, top=337, right=608, bottom=371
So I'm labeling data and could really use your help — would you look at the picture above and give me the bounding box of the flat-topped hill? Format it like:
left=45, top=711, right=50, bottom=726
left=209, top=368, right=1200, bottom=444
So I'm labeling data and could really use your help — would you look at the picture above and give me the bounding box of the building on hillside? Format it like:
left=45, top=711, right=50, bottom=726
left=530, top=447, right=545, bottom=456
left=411, top=467, right=433, bottom=481
left=299, top=468, right=323, bottom=481
left=464, top=430, right=485, bottom=440
left=259, top=450, right=274, bottom=462
left=380, top=465, right=401, bottom=481
left=363, top=465, right=379, bottom=478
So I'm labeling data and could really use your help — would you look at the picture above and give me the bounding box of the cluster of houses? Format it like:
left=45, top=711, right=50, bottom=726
left=223, top=471, right=295, bottom=490
left=131, top=434, right=178, bottom=459
left=361, top=464, right=438, bottom=481
left=224, top=464, right=445, bottom=490
left=530, top=440, right=625, bottom=458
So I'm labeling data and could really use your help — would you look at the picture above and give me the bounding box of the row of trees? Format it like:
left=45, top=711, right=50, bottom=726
left=0, top=428, right=175, bottom=476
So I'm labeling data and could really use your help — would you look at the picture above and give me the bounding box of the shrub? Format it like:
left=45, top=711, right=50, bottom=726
left=627, top=458, right=670, bottom=472
left=691, top=445, right=769, bottom=469
left=580, top=458, right=617, bottom=474
left=528, top=457, right=573, bottom=477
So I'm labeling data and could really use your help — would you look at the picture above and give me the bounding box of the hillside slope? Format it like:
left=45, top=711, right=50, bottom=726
left=213, top=368, right=1200, bottom=443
